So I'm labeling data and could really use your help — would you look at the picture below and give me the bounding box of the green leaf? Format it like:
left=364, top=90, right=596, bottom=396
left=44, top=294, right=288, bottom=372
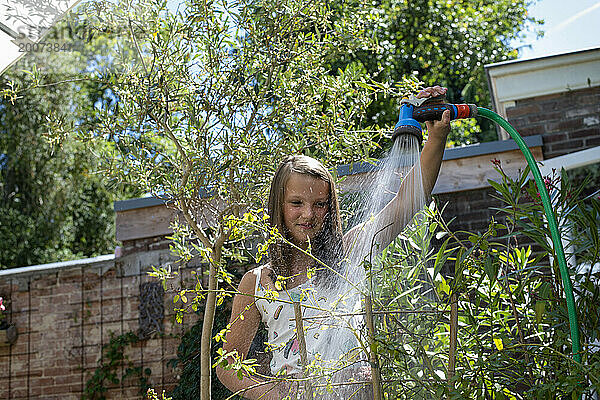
left=438, top=276, right=450, bottom=296
left=535, top=301, right=546, bottom=324
left=493, top=337, right=504, bottom=351
left=433, top=238, right=452, bottom=278
left=429, top=222, right=438, bottom=233
left=483, top=255, right=498, bottom=283
left=487, top=179, right=504, bottom=193
left=539, top=281, right=552, bottom=299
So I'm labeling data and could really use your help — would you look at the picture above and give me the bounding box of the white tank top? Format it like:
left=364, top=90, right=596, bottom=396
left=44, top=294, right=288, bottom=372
left=253, top=265, right=326, bottom=375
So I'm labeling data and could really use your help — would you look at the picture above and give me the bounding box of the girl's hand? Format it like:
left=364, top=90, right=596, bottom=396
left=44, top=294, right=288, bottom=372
left=416, top=85, right=447, bottom=100
left=417, top=85, right=451, bottom=144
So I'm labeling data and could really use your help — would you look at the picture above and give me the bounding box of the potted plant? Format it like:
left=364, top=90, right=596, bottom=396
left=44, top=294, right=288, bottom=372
left=0, top=297, right=17, bottom=346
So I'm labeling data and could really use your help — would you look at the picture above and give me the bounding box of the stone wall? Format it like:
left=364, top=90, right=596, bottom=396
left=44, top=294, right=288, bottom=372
left=439, top=85, right=599, bottom=236
left=505, top=86, right=600, bottom=159
left=0, top=250, right=202, bottom=400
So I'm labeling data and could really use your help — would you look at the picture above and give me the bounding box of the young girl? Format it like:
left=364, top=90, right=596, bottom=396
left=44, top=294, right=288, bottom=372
left=217, top=86, right=451, bottom=399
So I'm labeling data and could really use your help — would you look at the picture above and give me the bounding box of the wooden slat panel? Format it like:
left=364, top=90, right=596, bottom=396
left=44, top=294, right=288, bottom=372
left=116, top=146, right=543, bottom=242
left=116, top=202, right=220, bottom=242
left=433, top=147, right=543, bottom=194
left=339, top=146, right=543, bottom=195
left=116, top=205, right=175, bottom=242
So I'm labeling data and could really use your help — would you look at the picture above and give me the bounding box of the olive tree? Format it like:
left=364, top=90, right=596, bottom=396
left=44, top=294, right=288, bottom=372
left=32, top=0, right=404, bottom=397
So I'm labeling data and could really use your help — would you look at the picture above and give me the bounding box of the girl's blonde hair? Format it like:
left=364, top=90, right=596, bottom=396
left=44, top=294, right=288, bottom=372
left=267, top=155, right=344, bottom=284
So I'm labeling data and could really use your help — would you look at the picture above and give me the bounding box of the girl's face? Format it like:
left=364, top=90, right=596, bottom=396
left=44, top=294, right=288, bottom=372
left=282, top=172, right=330, bottom=248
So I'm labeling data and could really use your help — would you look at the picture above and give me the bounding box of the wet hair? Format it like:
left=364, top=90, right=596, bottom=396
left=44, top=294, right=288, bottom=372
left=267, top=155, right=344, bottom=286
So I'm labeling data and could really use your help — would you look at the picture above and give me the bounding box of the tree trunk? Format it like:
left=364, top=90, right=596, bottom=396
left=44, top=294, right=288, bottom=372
left=200, top=244, right=222, bottom=400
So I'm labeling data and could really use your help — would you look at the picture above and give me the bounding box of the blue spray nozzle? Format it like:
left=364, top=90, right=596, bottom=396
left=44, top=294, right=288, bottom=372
left=391, top=98, right=478, bottom=143
left=392, top=103, right=423, bottom=144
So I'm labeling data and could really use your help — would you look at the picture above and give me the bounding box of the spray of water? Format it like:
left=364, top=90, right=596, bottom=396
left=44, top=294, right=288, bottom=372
left=296, top=134, right=428, bottom=399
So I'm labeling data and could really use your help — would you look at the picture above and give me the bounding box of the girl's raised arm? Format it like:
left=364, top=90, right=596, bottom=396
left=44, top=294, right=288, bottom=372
left=343, top=86, right=451, bottom=257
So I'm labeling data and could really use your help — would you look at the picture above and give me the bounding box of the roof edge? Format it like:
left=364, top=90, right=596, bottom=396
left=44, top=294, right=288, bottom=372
left=0, top=254, right=115, bottom=277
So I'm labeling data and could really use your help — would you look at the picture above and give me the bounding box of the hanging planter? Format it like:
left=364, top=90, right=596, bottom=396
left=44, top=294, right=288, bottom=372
left=0, top=297, right=17, bottom=346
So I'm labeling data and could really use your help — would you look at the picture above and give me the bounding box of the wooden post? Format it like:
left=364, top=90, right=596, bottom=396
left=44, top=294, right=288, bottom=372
left=293, top=301, right=314, bottom=400
left=448, top=291, right=458, bottom=390
left=364, top=295, right=383, bottom=400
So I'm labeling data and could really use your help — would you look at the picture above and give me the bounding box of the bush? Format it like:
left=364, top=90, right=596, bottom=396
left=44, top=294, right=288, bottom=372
left=367, top=164, right=600, bottom=399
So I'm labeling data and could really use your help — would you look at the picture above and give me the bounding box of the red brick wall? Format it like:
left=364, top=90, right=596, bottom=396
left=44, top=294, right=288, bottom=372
left=437, top=85, right=600, bottom=249
left=436, top=187, right=503, bottom=233
left=0, top=251, right=198, bottom=400
left=505, top=86, right=600, bottom=159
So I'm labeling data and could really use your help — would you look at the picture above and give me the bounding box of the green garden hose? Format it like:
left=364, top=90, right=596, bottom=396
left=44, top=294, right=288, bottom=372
left=477, top=107, right=582, bottom=365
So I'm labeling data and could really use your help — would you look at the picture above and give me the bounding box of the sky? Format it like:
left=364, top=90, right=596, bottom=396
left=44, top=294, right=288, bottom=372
left=514, top=0, right=600, bottom=59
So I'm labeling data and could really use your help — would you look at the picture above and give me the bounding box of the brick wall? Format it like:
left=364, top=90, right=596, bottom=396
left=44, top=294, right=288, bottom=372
left=0, top=249, right=202, bottom=400
left=119, top=236, right=172, bottom=258
left=437, top=85, right=600, bottom=256
left=435, top=186, right=542, bottom=264
left=436, top=187, right=502, bottom=233
left=505, top=86, right=600, bottom=159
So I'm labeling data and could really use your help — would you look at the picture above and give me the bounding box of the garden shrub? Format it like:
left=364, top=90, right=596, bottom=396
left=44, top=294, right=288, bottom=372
left=366, top=164, right=600, bottom=399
